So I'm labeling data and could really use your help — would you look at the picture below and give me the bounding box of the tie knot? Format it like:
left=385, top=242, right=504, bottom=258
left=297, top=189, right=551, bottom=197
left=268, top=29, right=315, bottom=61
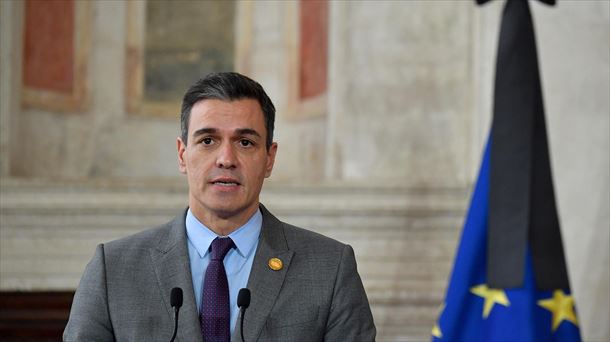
left=210, top=237, right=234, bottom=261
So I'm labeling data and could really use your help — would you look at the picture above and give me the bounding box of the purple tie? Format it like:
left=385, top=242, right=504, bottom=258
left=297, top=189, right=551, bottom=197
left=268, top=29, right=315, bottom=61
left=201, top=237, right=235, bottom=342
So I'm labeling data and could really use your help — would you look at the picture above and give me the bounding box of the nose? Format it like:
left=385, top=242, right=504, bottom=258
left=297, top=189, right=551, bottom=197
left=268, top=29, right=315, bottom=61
left=215, top=142, right=237, bottom=169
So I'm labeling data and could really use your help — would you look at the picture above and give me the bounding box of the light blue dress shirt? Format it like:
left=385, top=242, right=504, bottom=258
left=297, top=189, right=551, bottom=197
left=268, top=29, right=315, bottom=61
left=186, top=208, right=261, bottom=336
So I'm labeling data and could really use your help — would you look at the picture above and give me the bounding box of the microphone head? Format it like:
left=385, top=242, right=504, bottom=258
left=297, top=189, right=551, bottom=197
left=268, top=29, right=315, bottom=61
left=170, top=287, right=183, bottom=308
left=237, top=288, right=251, bottom=309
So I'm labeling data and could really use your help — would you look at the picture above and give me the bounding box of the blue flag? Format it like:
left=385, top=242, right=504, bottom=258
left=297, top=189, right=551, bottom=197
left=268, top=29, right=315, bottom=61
left=432, top=0, right=583, bottom=339
left=431, top=142, right=581, bottom=341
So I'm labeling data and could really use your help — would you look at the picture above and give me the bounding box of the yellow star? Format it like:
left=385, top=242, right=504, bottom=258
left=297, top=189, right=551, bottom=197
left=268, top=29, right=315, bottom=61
left=432, top=324, right=443, bottom=339
left=431, top=303, right=445, bottom=338
left=537, top=290, right=579, bottom=331
left=470, top=284, right=510, bottom=318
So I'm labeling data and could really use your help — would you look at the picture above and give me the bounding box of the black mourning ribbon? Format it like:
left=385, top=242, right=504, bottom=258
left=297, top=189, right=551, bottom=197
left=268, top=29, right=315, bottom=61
left=476, top=0, right=556, bottom=5
left=478, top=0, right=570, bottom=290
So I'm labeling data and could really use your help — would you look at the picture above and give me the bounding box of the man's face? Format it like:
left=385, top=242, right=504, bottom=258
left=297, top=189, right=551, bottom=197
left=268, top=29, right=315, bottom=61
left=177, top=98, right=277, bottom=225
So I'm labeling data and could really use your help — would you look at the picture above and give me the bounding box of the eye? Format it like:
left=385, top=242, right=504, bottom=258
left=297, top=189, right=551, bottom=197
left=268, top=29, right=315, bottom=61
left=201, top=137, right=214, bottom=145
left=239, top=139, right=253, bottom=147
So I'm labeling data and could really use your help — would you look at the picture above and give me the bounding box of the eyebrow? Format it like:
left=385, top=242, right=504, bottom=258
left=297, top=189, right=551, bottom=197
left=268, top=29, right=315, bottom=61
left=191, top=127, right=262, bottom=139
left=192, top=128, right=217, bottom=138
left=235, top=128, right=261, bottom=138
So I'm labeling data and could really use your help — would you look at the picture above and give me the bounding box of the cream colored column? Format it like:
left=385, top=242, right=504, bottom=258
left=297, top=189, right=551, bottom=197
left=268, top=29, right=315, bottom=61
left=0, top=0, right=23, bottom=177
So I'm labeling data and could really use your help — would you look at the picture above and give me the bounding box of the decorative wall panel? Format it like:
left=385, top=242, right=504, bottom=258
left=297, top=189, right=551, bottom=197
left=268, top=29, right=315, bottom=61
left=126, top=1, right=236, bottom=117
left=21, top=0, right=90, bottom=112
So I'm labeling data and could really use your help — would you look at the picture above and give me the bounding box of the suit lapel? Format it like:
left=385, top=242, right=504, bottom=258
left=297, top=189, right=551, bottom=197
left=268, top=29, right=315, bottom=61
left=236, top=205, right=294, bottom=341
left=150, top=209, right=203, bottom=342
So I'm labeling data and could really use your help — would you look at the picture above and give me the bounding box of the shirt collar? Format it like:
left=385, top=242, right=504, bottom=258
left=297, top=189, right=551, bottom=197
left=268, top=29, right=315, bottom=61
left=186, top=208, right=262, bottom=259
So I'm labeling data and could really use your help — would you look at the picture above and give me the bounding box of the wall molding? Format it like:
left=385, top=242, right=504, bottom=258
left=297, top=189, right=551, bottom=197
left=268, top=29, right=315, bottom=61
left=0, top=177, right=468, bottom=340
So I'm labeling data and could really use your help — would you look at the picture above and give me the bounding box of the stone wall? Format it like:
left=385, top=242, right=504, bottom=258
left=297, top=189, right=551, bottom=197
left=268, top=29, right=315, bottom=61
left=0, top=179, right=467, bottom=341
left=328, top=1, right=475, bottom=187
left=0, top=1, right=608, bottom=341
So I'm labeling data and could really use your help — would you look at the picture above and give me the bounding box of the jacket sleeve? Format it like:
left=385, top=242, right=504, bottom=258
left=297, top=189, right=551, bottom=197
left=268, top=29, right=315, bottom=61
left=324, top=244, right=376, bottom=341
left=63, top=244, right=115, bottom=341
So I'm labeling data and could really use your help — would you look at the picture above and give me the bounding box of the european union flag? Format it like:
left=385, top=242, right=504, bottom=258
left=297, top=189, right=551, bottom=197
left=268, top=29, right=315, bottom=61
left=431, top=142, right=581, bottom=341
left=432, top=0, right=582, bottom=340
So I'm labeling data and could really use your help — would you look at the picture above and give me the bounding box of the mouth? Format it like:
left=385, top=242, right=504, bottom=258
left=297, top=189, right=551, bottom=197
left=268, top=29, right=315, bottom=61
left=210, top=178, right=241, bottom=187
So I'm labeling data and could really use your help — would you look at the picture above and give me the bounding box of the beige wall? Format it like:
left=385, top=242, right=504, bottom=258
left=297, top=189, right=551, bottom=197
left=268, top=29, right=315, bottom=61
left=0, top=0, right=22, bottom=178
left=0, top=1, right=608, bottom=340
left=328, top=1, right=475, bottom=187
left=535, top=2, right=609, bottom=339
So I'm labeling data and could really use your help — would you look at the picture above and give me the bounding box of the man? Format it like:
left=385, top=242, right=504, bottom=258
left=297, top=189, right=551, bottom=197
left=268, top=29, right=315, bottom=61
left=64, top=72, right=376, bottom=341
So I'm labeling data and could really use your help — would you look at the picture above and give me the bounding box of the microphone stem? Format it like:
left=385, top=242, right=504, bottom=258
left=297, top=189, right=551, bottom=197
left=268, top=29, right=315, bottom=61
left=240, top=307, right=246, bottom=342
left=169, top=308, right=179, bottom=342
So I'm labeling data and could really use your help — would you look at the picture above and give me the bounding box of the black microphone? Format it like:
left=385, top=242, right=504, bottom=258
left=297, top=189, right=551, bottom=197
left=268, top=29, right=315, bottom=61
left=237, top=288, right=251, bottom=342
left=169, top=287, right=183, bottom=342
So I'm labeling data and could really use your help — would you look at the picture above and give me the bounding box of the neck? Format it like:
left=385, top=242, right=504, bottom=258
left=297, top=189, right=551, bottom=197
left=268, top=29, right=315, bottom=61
left=190, top=203, right=259, bottom=236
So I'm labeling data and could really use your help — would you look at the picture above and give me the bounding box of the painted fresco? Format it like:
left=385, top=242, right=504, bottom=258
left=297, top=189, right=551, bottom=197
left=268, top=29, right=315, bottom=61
left=143, top=1, right=235, bottom=103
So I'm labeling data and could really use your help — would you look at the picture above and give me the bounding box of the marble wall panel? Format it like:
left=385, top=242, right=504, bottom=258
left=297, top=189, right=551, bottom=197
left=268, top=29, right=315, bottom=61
left=23, top=0, right=74, bottom=93
left=532, top=2, right=609, bottom=340
left=328, top=1, right=475, bottom=187
left=0, top=0, right=22, bottom=177
left=0, top=179, right=467, bottom=341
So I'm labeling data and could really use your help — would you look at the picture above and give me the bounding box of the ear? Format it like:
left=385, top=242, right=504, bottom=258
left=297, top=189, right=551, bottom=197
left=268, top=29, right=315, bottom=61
left=264, top=142, right=278, bottom=178
left=177, top=137, right=187, bottom=174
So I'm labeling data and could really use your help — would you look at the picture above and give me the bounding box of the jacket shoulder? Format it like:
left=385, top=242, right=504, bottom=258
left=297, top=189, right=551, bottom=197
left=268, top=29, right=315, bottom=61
left=102, top=219, right=174, bottom=254
left=281, top=222, right=347, bottom=254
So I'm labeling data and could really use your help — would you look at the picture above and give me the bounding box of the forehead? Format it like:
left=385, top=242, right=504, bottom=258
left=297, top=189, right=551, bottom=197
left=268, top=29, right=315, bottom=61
left=188, top=98, right=265, bottom=132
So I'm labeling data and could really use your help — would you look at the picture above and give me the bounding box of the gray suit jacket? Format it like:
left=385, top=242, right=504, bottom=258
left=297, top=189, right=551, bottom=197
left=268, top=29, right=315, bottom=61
left=64, top=205, right=376, bottom=341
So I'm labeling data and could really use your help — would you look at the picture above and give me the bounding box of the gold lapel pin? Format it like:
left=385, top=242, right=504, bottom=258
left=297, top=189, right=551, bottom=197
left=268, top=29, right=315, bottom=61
left=268, top=257, right=283, bottom=271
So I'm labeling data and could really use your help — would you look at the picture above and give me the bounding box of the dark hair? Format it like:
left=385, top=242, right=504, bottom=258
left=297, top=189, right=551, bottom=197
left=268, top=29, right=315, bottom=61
left=180, top=72, right=276, bottom=150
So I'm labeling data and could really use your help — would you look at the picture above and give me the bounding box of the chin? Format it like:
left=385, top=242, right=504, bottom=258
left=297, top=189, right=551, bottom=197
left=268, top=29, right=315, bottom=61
left=210, top=208, right=241, bottom=219
left=206, top=202, right=251, bottom=219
